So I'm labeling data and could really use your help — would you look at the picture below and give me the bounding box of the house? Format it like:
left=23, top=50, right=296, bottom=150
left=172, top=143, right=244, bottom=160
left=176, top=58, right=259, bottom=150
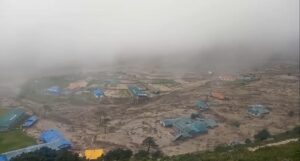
left=160, top=119, right=174, bottom=127
left=46, top=86, right=61, bottom=95
left=247, top=105, right=269, bottom=117
left=0, top=108, right=25, bottom=131
left=239, top=74, right=257, bottom=82
left=93, top=88, right=104, bottom=98
left=211, top=91, right=225, bottom=100
left=161, top=117, right=218, bottom=140
left=1, top=129, right=72, bottom=161
left=22, top=115, right=38, bottom=128
left=85, top=149, right=104, bottom=160
left=40, top=129, right=72, bottom=149
left=67, top=80, right=88, bottom=90
left=219, top=75, right=236, bottom=81
left=0, top=155, right=7, bottom=161
left=128, top=86, right=148, bottom=97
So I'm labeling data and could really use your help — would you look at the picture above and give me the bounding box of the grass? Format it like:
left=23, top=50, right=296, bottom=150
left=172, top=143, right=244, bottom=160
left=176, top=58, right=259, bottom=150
left=0, top=108, right=7, bottom=117
left=159, top=141, right=300, bottom=161
left=0, top=130, right=36, bottom=153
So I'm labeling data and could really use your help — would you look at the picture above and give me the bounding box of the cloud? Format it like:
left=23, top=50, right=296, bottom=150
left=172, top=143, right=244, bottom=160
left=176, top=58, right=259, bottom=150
left=0, top=0, right=298, bottom=71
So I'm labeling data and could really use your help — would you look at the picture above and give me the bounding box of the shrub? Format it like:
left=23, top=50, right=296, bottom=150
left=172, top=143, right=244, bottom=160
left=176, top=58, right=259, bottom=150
left=254, top=129, right=271, bottom=141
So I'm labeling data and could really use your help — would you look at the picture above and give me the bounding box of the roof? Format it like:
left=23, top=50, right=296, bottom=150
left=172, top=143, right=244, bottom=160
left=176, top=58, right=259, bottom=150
left=202, top=118, right=218, bottom=128
left=161, top=117, right=217, bottom=139
left=248, top=105, right=269, bottom=117
left=219, top=75, right=236, bottom=81
left=67, top=80, right=88, bottom=90
left=172, top=118, right=208, bottom=137
left=40, top=129, right=64, bottom=143
left=0, top=155, right=7, bottom=161
left=0, top=108, right=25, bottom=131
left=196, top=101, right=208, bottom=110
left=211, top=91, right=225, bottom=100
left=39, top=129, right=71, bottom=149
left=239, top=74, right=257, bottom=81
left=22, top=115, right=38, bottom=127
left=93, top=88, right=104, bottom=98
left=2, top=139, right=71, bottom=160
left=85, top=149, right=104, bottom=160
left=47, top=86, right=61, bottom=95
left=160, top=119, right=174, bottom=127
left=128, top=86, right=148, bottom=97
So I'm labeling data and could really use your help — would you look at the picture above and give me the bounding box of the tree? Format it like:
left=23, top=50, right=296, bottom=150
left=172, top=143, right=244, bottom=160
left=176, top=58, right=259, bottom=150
left=96, top=109, right=108, bottom=134
left=190, top=113, right=199, bottom=119
left=288, top=111, right=294, bottom=117
left=43, top=104, right=52, bottom=118
left=142, top=137, right=158, bottom=153
left=104, top=148, right=132, bottom=161
left=254, top=129, right=271, bottom=141
left=151, top=150, right=164, bottom=160
left=245, top=138, right=252, bottom=144
left=11, top=147, right=83, bottom=161
left=133, top=150, right=149, bottom=161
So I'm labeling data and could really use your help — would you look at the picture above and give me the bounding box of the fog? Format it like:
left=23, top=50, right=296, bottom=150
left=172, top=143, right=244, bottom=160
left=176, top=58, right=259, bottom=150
left=0, top=0, right=299, bottom=78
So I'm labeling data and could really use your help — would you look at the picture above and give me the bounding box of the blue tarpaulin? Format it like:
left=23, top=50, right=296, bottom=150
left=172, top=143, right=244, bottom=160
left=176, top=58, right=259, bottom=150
left=93, top=88, right=104, bottom=98
left=22, top=115, right=38, bottom=127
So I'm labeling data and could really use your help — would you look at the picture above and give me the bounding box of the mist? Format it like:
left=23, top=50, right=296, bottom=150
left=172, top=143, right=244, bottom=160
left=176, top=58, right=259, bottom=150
left=0, top=0, right=299, bottom=77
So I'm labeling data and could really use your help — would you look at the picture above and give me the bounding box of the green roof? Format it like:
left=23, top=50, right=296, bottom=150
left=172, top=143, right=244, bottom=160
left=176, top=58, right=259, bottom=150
left=196, top=101, right=208, bottom=109
left=0, top=108, right=25, bottom=131
left=128, top=86, right=147, bottom=97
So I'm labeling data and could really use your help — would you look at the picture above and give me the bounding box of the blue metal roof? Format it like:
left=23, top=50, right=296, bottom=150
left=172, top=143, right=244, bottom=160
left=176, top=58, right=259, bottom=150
left=47, top=86, right=61, bottom=95
left=93, top=88, right=104, bottom=98
left=22, top=115, right=38, bottom=127
left=0, top=155, right=7, bottom=161
left=40, top=129, right=71, bottom=149
left=160, top=119, right=174, bottom=127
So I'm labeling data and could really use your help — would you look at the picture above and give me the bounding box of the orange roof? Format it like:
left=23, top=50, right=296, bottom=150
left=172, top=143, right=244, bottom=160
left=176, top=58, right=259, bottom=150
left=67, top=80, right=88, bottom=90
left=219, top=75, right=236, bottom=81
left=211, top=91, right=225, bottom=100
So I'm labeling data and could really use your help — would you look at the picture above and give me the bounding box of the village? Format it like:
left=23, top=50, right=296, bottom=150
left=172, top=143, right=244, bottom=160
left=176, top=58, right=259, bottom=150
left=0, top=62, right=299, bottom=160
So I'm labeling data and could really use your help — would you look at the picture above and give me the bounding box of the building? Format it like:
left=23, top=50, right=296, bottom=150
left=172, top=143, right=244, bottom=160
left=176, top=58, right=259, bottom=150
left=161, top=117, right=217, bottom=140
left=211, top=91, right=225, bottom=100
left=128, top=86, right=148, bottom=97
left=40, top=129, right=72, bottom=149
left=239, top=74, right=258, bottom=82
left=160, top=119, right=174, bottom=127
left=196, top=100, right=208, bottom=110
left=0, top=138, right=71, bottom=161
left=93, top=88, right=104, bottom=98
left=0, top=108, right=25, bottom=131
left=67, top=80, right=88, bottom=90
left=248, top=104, right=269, bottom=117
left=218, top=75, right=236, bottom=81
left=46, top=86, right=61, bottom=95
left=85, top=149, right=104, bottom=160
left=22, top=115, right=38, bottom=128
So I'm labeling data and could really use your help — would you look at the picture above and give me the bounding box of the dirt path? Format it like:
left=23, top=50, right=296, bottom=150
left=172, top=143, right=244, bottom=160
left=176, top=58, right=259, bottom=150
left=248, top=138, right=299, bottom=151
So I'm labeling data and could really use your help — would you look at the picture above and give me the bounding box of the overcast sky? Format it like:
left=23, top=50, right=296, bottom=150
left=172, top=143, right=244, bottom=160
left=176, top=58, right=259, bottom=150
left=0, top=0, right=299, bottom=71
